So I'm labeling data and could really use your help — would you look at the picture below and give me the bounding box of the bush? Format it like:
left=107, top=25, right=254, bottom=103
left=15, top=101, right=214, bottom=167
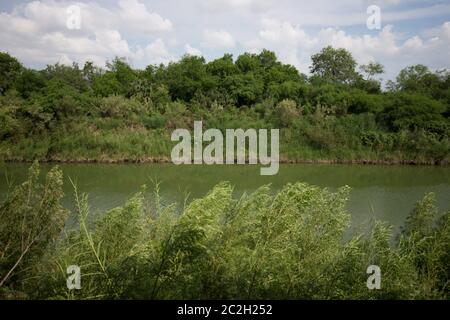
left=0, top=105, right=21, bottom=140
left=379, top=93, right=446, bottom=132
left=142, top=113, right=167, bottom=129
left=99, top=95, right=146, bottom=119
left=275, top=99, right=300, bottom=127
left=346, top=90, right=383, bottom=114
left=0, top=162, right=67, bottom=296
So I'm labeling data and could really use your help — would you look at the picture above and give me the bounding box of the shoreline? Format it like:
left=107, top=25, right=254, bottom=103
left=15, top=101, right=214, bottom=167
left=1, top=156, right=448, bottom=166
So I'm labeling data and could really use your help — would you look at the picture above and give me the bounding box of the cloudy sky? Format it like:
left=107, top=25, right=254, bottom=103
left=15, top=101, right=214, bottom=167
left=1, top=0, right=450, bottom=80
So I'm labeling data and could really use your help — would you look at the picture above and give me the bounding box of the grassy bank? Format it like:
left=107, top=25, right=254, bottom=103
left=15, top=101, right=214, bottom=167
left=0, top=111, right=448, bottom=165
left=0, top=49, right=449, bottom=165
left=0, top=163, right=449, bottom=299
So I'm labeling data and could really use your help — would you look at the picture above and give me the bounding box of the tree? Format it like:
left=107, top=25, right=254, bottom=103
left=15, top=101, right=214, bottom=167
left=43, top=62, right=88, bottom=92
left=258, top=49, right=277, bottom=70
left=163, top=55, right=209, bottom=102
left=395, top=65, right=440, bottom=93
left=378, top=92, right=447, bottom=132
left=107, top=57, right=138, bottom=97
left=225, top=72, right=264, bottom=106
left=92, top=71, right=122, bottom=97
left=14, top=69, right=46, bottom=98
left=236, top=53, right=260, bottom=73
left=354, top=62, right=384, bottom=95
left=310, top=46, right=358, bottom=84
left=0, top=52, right=23, bottom=94
left=392, top=65, right=450, bottom=102
left=82, top=61, right=98, bottom=87
left=360, top=62, right=384, bottom=81
left=206, top=54, right=238, bottom=78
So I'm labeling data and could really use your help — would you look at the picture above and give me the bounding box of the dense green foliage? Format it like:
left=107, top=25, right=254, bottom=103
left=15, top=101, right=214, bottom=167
left=0, top=47, right=449, bottom=163
left=0, top=163, right=448, bottom=299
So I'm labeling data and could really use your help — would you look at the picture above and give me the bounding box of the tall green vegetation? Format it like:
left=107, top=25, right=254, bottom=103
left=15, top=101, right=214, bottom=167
left=310, top=46, right=358, bottom=84
left=0, top=164, right=448, bottom=299
left=0, top=163, right=67, bottom=296
left=0, top=47, right=448, bottom=163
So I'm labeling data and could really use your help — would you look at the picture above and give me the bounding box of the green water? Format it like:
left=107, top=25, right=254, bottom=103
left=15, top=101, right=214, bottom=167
left=0, top=163, right=449, bottom=232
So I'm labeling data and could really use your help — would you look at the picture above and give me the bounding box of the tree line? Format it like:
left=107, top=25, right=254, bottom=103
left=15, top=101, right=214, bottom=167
left=0, top=46, right=448, bottom=163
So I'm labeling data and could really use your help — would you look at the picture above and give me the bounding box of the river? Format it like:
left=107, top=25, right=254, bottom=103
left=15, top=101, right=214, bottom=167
left=0, top=163, right=449, bottom=233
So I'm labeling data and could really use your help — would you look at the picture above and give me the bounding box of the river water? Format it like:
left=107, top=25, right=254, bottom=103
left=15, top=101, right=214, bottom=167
left=0, top=163, right=449, bottom=233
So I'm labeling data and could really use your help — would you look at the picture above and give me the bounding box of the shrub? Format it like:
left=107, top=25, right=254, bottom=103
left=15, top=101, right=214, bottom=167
left=0, top=162, right=67, bottom=297
left=143, top=113, right=167, bottom=129
left=99, top=96, right=145, bottom=118
left=378, top=93, right=446, bottom=132
left=275, top=99, right=300, bottom=127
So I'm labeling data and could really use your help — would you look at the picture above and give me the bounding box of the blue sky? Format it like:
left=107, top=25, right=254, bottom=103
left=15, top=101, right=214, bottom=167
left=1, top=0, right=450, bottom=81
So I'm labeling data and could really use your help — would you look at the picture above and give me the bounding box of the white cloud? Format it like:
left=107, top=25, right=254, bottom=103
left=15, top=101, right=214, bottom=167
left=201, top=29, right=236, bottom=49
left=0, top=0, right=173, bottom=67
left=245, top=18, right=318, bottom=71
left=58, top=54, right=72, bottom=66
left=198, top=0, right=273, bottom=12
left=245, top=18, right=450, bottom=80
left=0, top=0, right=449, bottom=80
left=226, top=0, right=450, bottom=28
left=313, top=23, right=450, bottom=79
left=184, top=44, right=202, bottom=56
left=135, top=38, right=175, bottom=65
left=118, top=0, right=172, bottom=33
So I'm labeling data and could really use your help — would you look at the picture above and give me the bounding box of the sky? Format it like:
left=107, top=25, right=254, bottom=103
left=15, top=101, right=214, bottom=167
left=1, top=0, right=450, bottom=81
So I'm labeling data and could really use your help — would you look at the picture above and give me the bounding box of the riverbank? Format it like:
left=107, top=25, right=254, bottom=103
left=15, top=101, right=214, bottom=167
left=1, top=155, right=448, bottom=165
left=1, top=110, right=448, bottom=166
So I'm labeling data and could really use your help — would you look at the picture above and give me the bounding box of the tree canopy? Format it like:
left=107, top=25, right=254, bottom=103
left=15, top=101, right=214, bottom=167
left=0, top=47, right=448, bottom=164
left=310, top=46, right=358, bottom=84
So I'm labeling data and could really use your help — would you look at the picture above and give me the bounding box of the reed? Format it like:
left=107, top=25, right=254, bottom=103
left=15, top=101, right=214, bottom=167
left=0, top=163, right=448, bottom=299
